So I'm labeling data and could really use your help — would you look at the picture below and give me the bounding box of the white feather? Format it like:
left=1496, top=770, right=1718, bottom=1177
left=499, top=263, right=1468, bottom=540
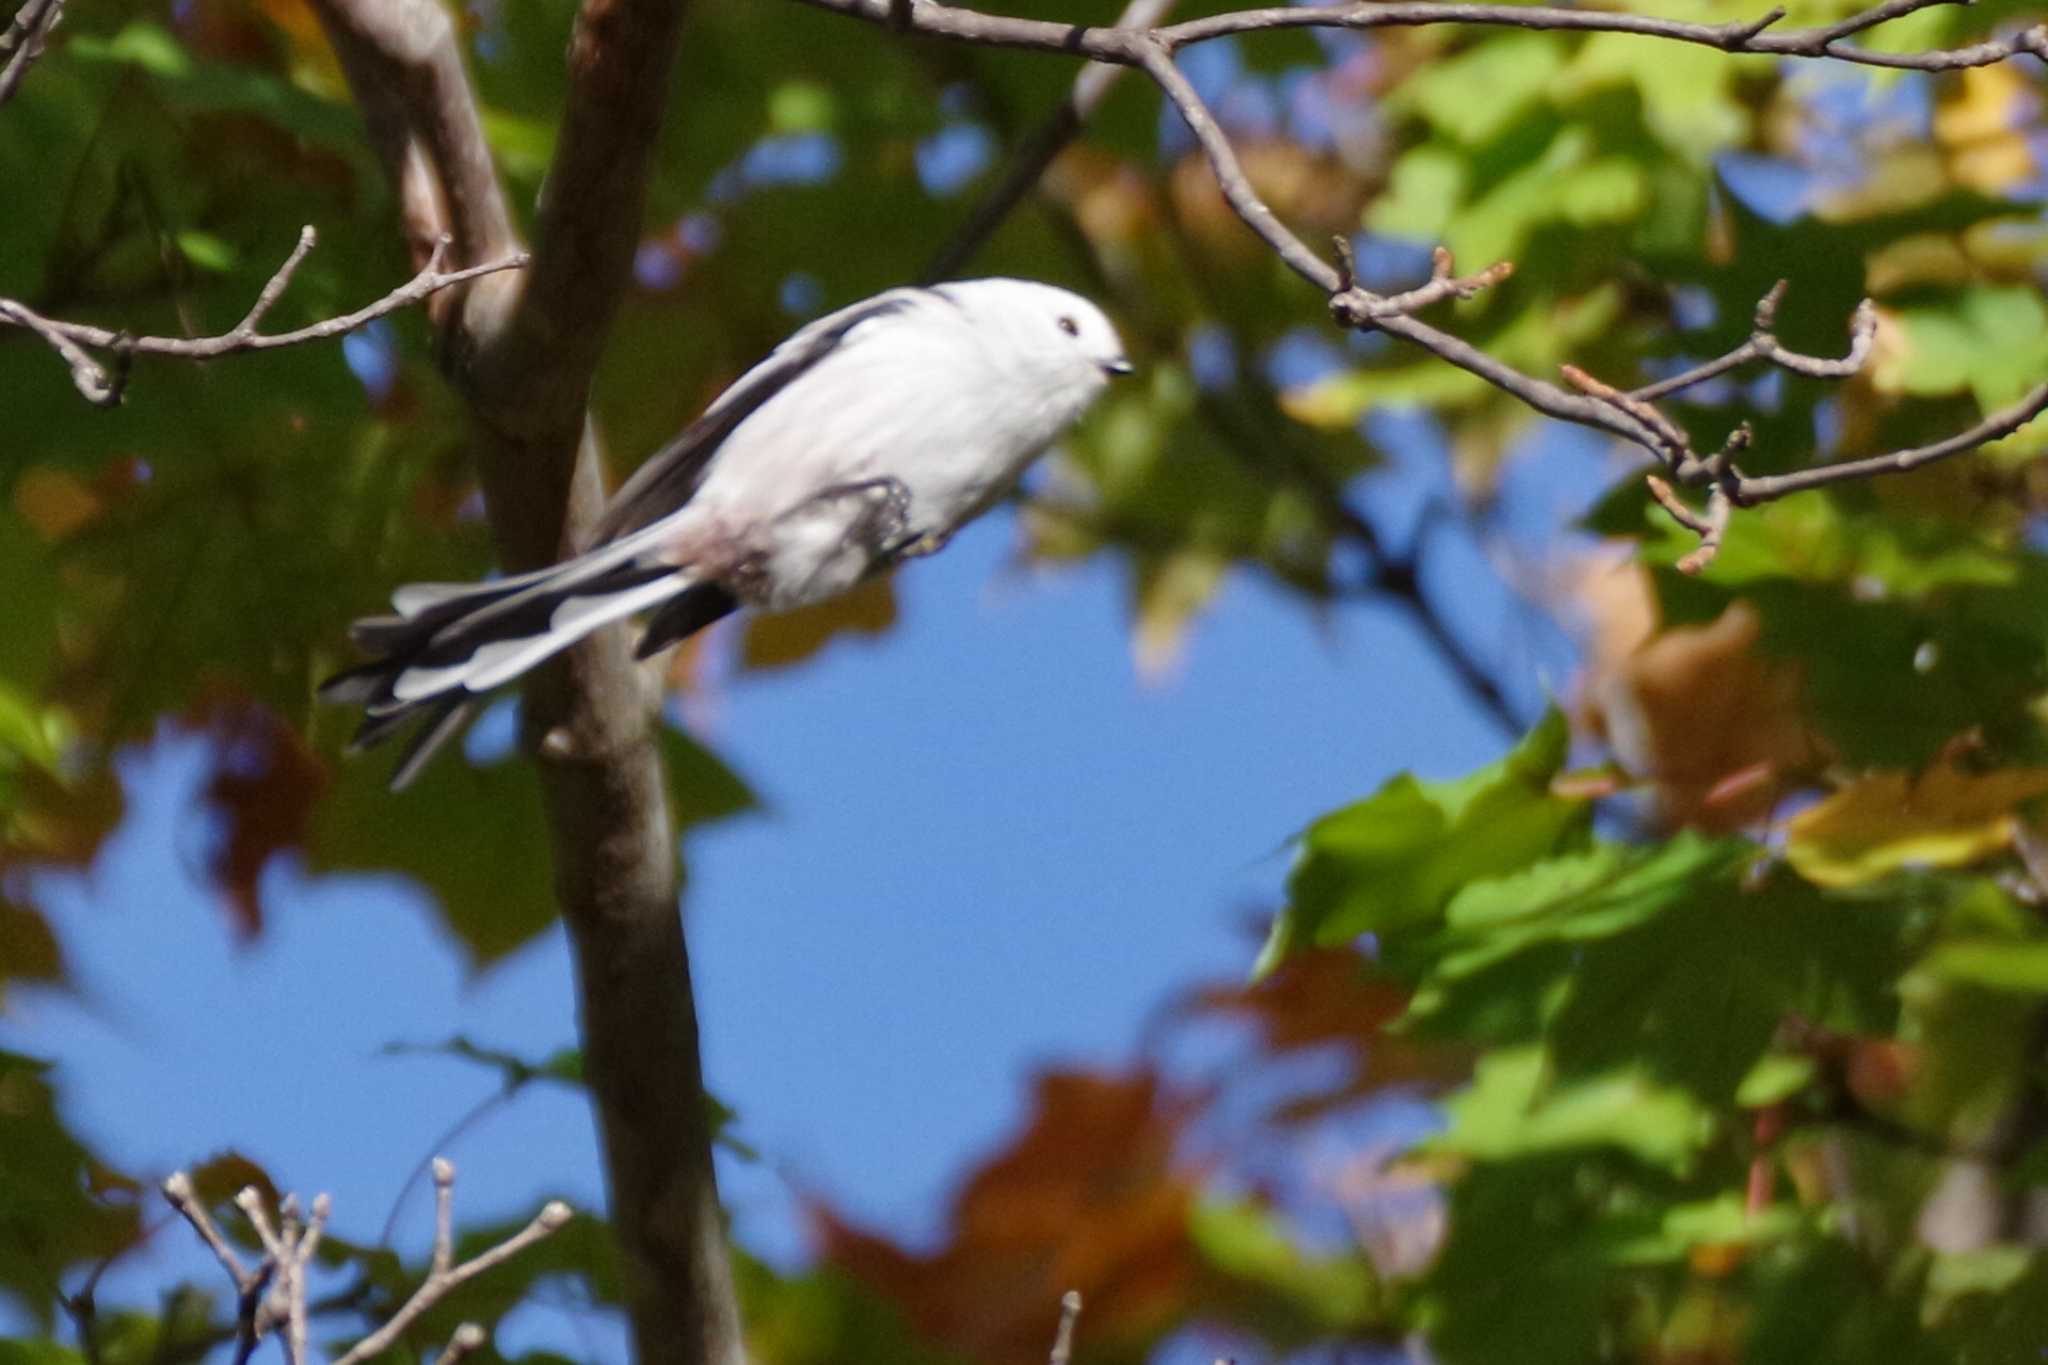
left=463, top=574, right=684, bottom=692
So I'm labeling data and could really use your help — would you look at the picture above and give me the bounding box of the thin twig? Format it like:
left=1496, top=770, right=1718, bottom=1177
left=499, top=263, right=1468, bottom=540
left=799, top=0, right=2045, bottom=482
left=1676, top=485, right=1732, bottom=574
left=0, top=229, right=529, bottom=405
left=1644, top=474, right=1711, bottom=535
left=1631, top=281, right=1877, bottom=401
left=1134, top=37, right=1338, bottom=289
left=1331, top=244, right=1514, bottom=323
left=0, top=0, right=63, bottom=106
left=332, top=1159, right=571, bottom=1365
left=1156, top=0, right=2048, bottom=69
left=437, top=1326, right=488, bottom=1365
left=1564, top=363, right=1694, bottom=468
left=795, top=0, right=2048, bottom=73
left=162, top=1174, right=258, bottom=1292
left=1733, top=381, right=2048, bottom=501
left=1049, top=1291, right=1083, bottom=1365
left=430, top=1158, right=456, bottom=1280
left=164, top=1163, right=569, bottom=1365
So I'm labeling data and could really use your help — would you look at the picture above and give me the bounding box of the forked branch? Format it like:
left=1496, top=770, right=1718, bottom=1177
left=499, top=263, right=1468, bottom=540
left=0, top=227, right=528, bottom=406
left=162, top=1159, right=569, bottom=1365
left=804, top=0, right=2048, bottom=575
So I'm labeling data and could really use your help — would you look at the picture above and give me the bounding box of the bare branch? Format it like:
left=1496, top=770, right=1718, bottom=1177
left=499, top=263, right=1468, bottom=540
left=301, top=0, right=520, bottom=277
left=1645, top=474, right=1712, bottom=536
left=1135, top=37, right=1338, bottom=289
left=1156, top=0, right=2048, bottom=69
left=162, top=1174, right=258, bottom=1295
left=1632, top=281, right=1876, bottom=401
left=1564, top=363, right=1694, bottom=468
left=164, top=1162, right=570, bottom=1365
left=797, top=0, right=2048, bottom=73
left=1573, top=290, right=2048, bottom=568
left=0, top=298, right=122, bottom=405
left=815, top=0, right=2048, bottom=572
left=1677, top=485, right=1733, bottom=574
left=429, top=1157, right=455, bottom=1281
left=437, top=1326, right=488, bottom=1365
left=1049, top=1291, right=1083, bottom=1365
left=1733, top=381, right=2048, bottom=502
left=1331, top=242, right=1515, bottom=322
left=0, top=0, right=63, bottom=106
left=0, top=229, right=528, bottom=405
left=333, top=1188, right=571, bottom=1365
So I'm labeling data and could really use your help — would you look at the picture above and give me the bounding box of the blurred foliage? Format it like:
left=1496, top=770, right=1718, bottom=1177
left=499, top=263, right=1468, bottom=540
left=4, top=0, right=2048, bottom=1362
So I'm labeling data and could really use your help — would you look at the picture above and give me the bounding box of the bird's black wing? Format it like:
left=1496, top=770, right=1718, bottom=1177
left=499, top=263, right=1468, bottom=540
left=587, top=287, right=931, bottom=547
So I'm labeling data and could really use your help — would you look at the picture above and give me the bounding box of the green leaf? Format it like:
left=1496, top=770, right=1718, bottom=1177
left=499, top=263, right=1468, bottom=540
left=66, top=23, right=194, bottom=79
left=768, top=80, right=838, bottom=134
left=1878, top=286, right=2048, bottom=411
left=1189, top=1198, right=1383, bottom=1337
left=308, top=748, right=562, bottom=969
left=1600, top=1193, right=1804, bottom=1265
left=663, top=727, right=757, bottom=833
left=172, top=231, right=238, bottom=274
left=379, top=1036, right=586, bottom=1091
left=0, top=1053, right=142, bottom=1326
left=1434, top=1046, right=1713, bottom=1173
left=734, top=1252, right=971, bottom=1365
left=1916, top=938, right=2048, bottom=993
left=1399, top=34, right=1567, bottom=147
left=1256, top=708, right=1580, bottom=978
left=1735, top=1052, right=1820, bottom=1106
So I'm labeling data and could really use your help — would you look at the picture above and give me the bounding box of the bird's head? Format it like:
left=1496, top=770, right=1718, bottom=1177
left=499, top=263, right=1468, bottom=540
left=941, top=278, right=1135, bottom=389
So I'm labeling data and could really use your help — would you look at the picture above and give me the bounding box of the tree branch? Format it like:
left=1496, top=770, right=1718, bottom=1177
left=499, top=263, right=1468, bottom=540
left=1048, top=1291, right=1083, bottom=1365
left=164, top=1163, right=568, bottom=1365
left=798, top=0, right=2048, bottom=72
left=301, top=5, right=741, bottom=1365
left=1562, top=283, right=2048, bottom=569
left=0, top=228, right=527, bottom=406
left=0, top=0, right=63, bottom=107
left=805, top=0, right=2048, bottom=574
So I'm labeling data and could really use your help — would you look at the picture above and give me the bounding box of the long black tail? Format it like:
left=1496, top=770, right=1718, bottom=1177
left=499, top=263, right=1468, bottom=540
left=320, top=552, right=734, bottom=789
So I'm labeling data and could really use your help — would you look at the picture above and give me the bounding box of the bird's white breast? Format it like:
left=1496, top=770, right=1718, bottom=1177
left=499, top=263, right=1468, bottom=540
left=675, top=296, right=1099, bottom=608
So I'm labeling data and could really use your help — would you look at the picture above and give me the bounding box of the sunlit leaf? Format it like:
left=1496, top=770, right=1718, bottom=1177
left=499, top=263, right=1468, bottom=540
left=1786, top=760, right=2048, bottom=888
left=1258, top=708, right=1580, bottom=977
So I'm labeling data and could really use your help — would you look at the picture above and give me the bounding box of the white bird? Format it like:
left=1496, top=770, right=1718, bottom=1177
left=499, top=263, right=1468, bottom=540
left=321, top=278, right=1133, bottom=788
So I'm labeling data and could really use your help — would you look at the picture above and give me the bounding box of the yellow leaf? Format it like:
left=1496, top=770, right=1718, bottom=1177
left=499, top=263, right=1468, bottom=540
left=1785, top=761, right=2048, bottom=887
left=1934, top=67, right=2027, bottom=146
left=1934, top=67, right=2039, bottom=195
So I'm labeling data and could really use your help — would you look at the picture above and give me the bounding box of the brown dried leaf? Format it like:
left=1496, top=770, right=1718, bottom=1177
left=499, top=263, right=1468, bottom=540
left=816, top=1069, right=1202, bottom=1365
left=194, top=697, right=330, bottom=940
left=1576, top=572, right=1821, bottom=830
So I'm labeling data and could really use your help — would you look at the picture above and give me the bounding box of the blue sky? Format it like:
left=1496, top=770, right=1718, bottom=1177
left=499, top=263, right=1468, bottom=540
left=1, top=427, right=1589, bottom=1352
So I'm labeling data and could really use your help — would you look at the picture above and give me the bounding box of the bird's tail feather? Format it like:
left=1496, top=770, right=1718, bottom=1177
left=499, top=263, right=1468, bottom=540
left=319, top=549, right=692, bottom=789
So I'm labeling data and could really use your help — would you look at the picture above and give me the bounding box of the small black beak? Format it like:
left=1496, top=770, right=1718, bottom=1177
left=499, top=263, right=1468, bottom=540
left=1103, top=358, right=1135, bottom=377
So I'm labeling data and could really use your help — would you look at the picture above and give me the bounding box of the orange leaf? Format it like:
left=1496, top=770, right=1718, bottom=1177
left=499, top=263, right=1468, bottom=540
left=815, top=1069, right=1203, bottom=1365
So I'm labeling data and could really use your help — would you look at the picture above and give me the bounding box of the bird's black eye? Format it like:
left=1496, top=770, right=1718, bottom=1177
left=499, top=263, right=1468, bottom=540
left=1057, top=315, right=1080, bottom=337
